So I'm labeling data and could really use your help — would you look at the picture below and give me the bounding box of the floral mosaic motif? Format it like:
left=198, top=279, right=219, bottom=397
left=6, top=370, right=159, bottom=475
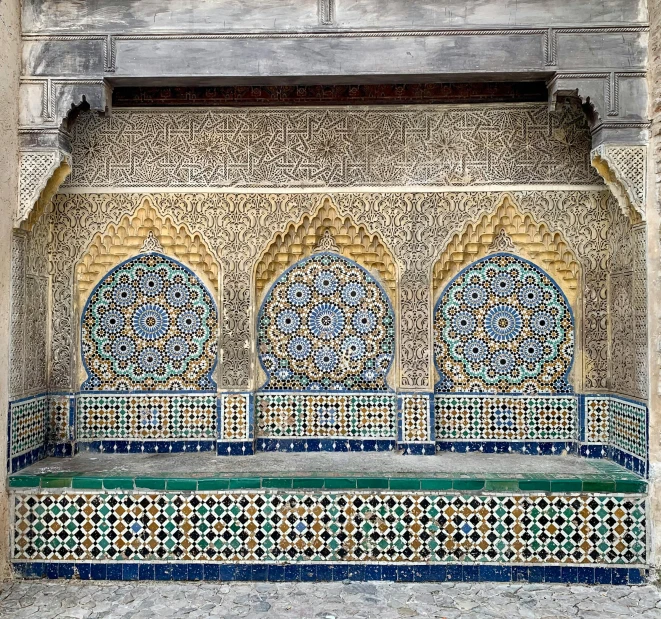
left=258, top=253, right=394, bottom=391
left=81, top=253, right=217, bottom=391
left=13, top=492, right=645, bottom=564
left=434, top=253, right=574, bottom=394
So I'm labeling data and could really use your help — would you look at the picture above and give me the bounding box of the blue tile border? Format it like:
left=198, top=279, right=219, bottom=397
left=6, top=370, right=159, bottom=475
left=257, top=438, right=397, bottom=452
left=77, top=440, right=216, bottom=454
left=11, top=562, right=648, bottom=585
left=436, top=440, right=577, bottom=456
left=217, top=440, right=255, bottom=456
left=9, top=446, right=46, bottom=474
left=400, top=442, right=436, bottom=455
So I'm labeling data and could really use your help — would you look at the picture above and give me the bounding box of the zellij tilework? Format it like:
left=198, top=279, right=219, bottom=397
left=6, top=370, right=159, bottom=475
left=434, top=253, right=574, bottom=394
left=258, top=253, right=394, bottom=391
left=81, top=253, right=218, bottom=391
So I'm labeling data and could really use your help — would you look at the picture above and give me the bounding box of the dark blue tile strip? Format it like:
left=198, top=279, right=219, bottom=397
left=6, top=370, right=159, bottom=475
left=76, top=440, right=216, bottom=454
left=257, top=438, right=397, bottom=453
left=435, top=440, right=577, bottom=456
left=11, top=562, right=649, bottom=584
left=400, top=443, right=436, bottom=456
left=217, top=440, right=255, bottom=456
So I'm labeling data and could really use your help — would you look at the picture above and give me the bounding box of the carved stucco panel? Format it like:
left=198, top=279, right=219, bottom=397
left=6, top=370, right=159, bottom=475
left=49, top=189, right=613, bottom=393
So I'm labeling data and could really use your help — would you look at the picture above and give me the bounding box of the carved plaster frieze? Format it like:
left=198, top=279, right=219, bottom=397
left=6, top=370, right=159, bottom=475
left=16, top=150, right=71, bottom=229
left=591, top=145, right=647, bottom=223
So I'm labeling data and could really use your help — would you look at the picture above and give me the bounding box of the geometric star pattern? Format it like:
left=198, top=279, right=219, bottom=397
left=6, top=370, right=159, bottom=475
left=12, top=492, right=645, bottom=565
left=434, top=253, right=574, bottom=394
left=81, top=253, right=218, bottom=391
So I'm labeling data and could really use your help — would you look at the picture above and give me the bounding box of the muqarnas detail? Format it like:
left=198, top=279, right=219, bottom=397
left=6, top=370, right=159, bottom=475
left=258, top=253, right=394, bottom=391
left=434, top=253, right=573, bottom=394
left=81, top=253, right=218, bottom=391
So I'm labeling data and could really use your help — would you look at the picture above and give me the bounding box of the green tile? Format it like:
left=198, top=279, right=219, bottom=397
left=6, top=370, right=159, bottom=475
left=550, top=479, right=583, bottom=492
left=292, top=478, right=324, bottom=489
left=103, top=477, right=135, bottom=490
left=324, top=478, right=357, bottom=489
left=261, top=478, right=293, bottom=489
left=517, top=480, right=551, bottom=492
left=485, top=479, right=521, bottom=492
left=41, top=477, right=73, bottom=488
left=614, top=480, right=647, bottom=493
left=420, top=479, right=453, bottom=491
left=135, top=477, right=167, bottom=490
left=166, top=479, right=197, bottom=491
left=452, top=479, right=485, bottom=491
left=389, top=478, right=421, bottom=491
left=582, top=480, right=616, bottom=492
left=356, top=478, right=389, bottom=489
left=229, top=478, right=261, bottom=490
left=197, top=478, right=230, bottom=491
left=9, top=476, right=40, bottom=487
left=72, top=477, right=104, bottom=490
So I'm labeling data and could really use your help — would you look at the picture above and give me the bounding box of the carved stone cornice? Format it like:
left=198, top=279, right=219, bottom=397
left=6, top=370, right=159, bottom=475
left=590, top=144, right=647, bottom=222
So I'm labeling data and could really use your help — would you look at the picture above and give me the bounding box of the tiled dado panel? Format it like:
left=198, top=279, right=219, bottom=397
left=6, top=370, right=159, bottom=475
left=434, top=395, right=577, bottom=448
left=77, top=393, right=217, bottom=441
left=8, top=395, right=48, bottom=470
left=256, top=392, right=397, bottom=440
left=12, top=491, right=645, bottom=565
left=582, top=395, right=648, bottom=476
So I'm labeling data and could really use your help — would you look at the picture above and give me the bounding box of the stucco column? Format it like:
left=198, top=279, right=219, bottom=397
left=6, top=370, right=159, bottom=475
left=0, top=0, right=20, bottom=579
left=648, top=0, right=661, bottom=572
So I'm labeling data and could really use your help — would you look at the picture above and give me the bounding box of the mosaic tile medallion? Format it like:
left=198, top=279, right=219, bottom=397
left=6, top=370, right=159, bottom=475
left=81, top=253, right=218, bottom=391
left=258, top=253, right=394, bottom=391
left=434, top=253, right=573, bottom=394
left=12, top=491, right=646, bottom=565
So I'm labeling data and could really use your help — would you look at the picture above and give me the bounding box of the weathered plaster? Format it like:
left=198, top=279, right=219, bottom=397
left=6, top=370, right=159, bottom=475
left=647, top=0, right=661, bottom=573
left=0, top=0, right=21, bottom=580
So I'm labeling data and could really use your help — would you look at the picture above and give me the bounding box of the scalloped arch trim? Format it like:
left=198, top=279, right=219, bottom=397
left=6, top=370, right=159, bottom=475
left=255, top=196, right=397, bottom=299
left=432, top=195, right=580, bottom=307
left=76, top=199, right=219, bottom=310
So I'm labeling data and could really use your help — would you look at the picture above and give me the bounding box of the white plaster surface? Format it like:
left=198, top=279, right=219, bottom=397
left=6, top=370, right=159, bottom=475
left=0, top=0, right=21, bottom=579
left=1, top=581, right=660, bottom=618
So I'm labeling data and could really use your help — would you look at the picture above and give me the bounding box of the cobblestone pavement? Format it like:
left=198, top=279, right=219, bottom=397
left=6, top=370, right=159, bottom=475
left=1, top=580, right=661, bottom=619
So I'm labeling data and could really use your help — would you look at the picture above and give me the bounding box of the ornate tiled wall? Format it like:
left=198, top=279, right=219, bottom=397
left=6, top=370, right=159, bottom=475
left=12, top=490, right=645, bottom=566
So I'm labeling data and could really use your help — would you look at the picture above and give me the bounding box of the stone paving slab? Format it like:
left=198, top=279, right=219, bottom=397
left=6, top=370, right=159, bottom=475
left=0, top=580, right=660, bottom=618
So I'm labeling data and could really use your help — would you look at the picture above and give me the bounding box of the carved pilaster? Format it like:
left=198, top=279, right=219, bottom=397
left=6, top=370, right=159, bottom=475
left=591, top=145, right=647, bottom=222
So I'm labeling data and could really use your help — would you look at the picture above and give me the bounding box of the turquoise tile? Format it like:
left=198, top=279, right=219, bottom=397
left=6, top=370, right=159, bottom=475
left=8, top=476, right=40, bottom=487
left=292, top=478, right=324, bottom=489
left=324, top=478, right=357, bottom=489
left=103, top=478, right=135, bottom=490
left=41, top=477, right=73, bottom=488
left=420, top=479, right=453, bottom=491
left=197, top=478, right=230, bottom=491
left=229, top=478, right=261, bottom=490
left=582, top=480, right=616, bottom=492
left=72, top=477, right=104, bottom=490
left=261, top=478, right=294, bottom=489
left=614, top=480, right=647, bottom=493
left=389, top=478, right=421, bottom=491
left=166, top=479, right=197, bottom=491
left=135, top=478, right=167, bottom=490
left=356, top=478, right=389, bottom=489
left=452, top=479, right=485, bottom=491
left=484, top=479, right=521, bottom=492
left=550, top=479, right=583, bottom=492
left=518, top=480, right=551, bottom=492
